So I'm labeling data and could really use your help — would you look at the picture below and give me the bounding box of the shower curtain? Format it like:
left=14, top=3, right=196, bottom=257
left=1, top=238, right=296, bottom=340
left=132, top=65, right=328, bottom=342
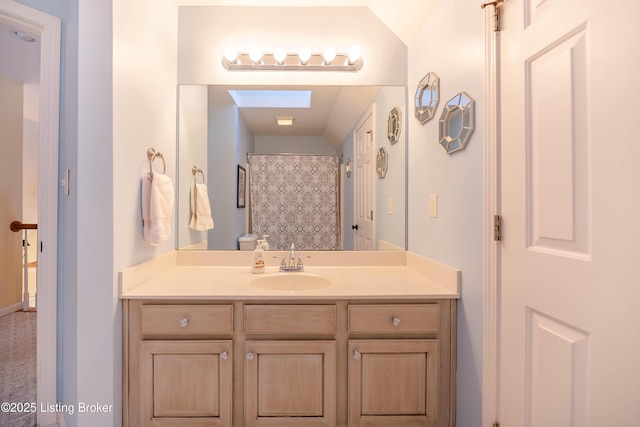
left=248, top=154, right=341, bottom=251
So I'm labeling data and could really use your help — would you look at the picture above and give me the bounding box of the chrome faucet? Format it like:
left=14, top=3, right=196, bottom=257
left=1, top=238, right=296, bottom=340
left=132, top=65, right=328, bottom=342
left=289, top=242, right=296, bottom=266
left=273, top=242, right=310, bottom=272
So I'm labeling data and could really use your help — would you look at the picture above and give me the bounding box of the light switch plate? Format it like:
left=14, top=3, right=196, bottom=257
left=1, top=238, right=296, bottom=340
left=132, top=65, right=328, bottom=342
left=388, top=198, right=393, bottom=215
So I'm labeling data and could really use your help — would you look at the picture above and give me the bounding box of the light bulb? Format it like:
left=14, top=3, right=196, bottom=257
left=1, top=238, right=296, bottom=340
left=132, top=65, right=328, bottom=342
left=249, top=46, right=263, bottom=64
left=323, top=46, right=337, bottom=65
left=224, top=46, right=238, bottom=63
left=298, top=46, right=311, bottom=65
left=348, top=45, right=362, bottom=64
left=274, top=46, right=287, bottom=65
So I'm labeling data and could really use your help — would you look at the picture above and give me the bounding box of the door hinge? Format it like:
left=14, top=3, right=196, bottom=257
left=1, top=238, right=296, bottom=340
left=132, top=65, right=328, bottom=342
left=371, top=210, right=374, bottom=221
left=481, top=0, right=504, bottom=32
left=494, top=215, right=501, bottom=241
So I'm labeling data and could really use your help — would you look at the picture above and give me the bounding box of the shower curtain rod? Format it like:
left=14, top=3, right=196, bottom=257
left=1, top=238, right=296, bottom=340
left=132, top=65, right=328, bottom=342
left=246, top=152, right=343, bottom=162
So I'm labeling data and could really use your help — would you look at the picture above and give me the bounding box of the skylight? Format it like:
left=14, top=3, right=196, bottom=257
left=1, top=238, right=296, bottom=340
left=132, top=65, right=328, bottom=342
left=227, top=90, right=312, bottom=108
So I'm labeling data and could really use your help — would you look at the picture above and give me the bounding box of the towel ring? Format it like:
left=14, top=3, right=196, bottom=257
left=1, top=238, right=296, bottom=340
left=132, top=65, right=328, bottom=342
left=192, top=166, right=205, bottom=184
left=147, top=148, right=166, bottom=175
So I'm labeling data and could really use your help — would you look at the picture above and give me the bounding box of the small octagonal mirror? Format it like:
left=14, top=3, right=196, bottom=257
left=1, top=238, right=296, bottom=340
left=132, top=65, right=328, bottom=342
left=387, top=106, right=402, bottom=144
left=438, top=91, right=475, bottom=154
left=414, top=72, right=440, bottom=124
left=376, top=147, right=388, bottom=178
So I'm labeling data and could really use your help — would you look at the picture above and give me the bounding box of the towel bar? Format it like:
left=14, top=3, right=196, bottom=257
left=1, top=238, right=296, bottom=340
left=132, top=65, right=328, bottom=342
left=147, top=148, right=166, bottom=175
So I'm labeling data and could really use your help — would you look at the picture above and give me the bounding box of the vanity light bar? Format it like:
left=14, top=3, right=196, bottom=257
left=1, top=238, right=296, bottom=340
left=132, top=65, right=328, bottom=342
left=222, top=48, right=363, bottom=72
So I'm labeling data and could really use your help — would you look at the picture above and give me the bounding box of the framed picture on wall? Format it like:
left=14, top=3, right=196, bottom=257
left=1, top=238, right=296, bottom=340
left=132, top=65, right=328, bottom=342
left=237, top=165, right=246, bottom=208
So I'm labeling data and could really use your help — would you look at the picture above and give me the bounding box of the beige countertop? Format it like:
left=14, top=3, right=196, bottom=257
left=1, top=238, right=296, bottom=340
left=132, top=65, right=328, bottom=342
left=119, top=250, right=460, bottom=300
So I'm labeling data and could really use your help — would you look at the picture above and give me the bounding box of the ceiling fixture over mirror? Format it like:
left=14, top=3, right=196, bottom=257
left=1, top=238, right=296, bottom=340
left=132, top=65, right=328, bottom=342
left=222, top=45, right=363, bottom=71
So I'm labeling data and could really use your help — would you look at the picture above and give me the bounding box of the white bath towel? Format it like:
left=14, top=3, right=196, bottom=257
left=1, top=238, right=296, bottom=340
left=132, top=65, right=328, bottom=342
left=189, top=182, right=214, bottom=231
left=141, top=171, right=174, bottom=245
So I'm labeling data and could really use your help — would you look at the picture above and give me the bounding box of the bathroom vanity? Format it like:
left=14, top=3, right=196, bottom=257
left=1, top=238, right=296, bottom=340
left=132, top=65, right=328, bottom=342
left=121, top=251, right=459, bottom=427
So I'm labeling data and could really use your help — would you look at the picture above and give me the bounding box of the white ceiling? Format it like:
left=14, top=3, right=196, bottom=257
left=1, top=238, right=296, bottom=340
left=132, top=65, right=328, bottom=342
left=210, top=85, right=382, bottom=147
left=176, top=0, right=435, bottom=45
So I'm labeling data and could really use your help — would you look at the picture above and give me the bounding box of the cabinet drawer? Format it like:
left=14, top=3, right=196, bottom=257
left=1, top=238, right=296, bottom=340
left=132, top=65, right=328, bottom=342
left=140, top=305, right=233, bottom=335
left=244, top=305, right=336, bottom=334
left=348, top=304, right=440, bottom=334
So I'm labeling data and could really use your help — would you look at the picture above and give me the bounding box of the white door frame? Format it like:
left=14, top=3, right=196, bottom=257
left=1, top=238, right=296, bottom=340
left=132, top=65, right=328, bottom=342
left=0, top=2, right=60, bottom=426
left=481, top=3, right=500, bottom=427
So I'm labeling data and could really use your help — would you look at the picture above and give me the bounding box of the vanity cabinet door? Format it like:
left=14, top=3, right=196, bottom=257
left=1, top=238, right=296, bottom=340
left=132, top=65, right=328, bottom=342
left=348, top=339, right=439, bottom=427
left=244, top=340, right=336, bottom=427
left=139, top=340, right=232, bottom=427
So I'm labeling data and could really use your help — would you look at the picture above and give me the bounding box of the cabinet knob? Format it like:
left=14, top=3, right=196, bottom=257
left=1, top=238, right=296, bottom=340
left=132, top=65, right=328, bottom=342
left=392, top=316, right=401, bottom=327
left=179, top=316, right=189, bottom=328
left=220, top=350, right=228, bottom=361
left=352, top=350, right=361, bottom=360
left=246, top=350, right=255, bottom=361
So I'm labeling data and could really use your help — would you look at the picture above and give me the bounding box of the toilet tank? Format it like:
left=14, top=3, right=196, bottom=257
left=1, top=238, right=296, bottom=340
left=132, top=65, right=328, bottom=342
left=238, top=233, right=258, bottom=250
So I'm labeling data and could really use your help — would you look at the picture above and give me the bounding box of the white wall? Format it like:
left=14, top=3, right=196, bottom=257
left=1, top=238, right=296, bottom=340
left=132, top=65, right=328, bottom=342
left=177, top=6, right=407, bottom=87
left=178, top=85, right=209, bottom=249
left=206, top=88, right=241, bottom=249
left=8, top=1, right=485, bottom=425
left=338, top=86, right=406, bottom=251
left=371, top=86, right=406, bottom=249
left=254, top=136, right=336, bottom=154
left=18, top=0, right=117, bottom=424
left=22, top=83, right=39, bottom=224
left=406, top=0, right=485, bottom=425
left=234, top=110, right=253, bottom=239
left=113, top=0, right=177, bottom=426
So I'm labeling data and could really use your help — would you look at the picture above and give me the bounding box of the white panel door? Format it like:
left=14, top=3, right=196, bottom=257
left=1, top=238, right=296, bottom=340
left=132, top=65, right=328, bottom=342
left=354, top=111, right=375, bottom=250
left=499, top=0, right=640, bottom=425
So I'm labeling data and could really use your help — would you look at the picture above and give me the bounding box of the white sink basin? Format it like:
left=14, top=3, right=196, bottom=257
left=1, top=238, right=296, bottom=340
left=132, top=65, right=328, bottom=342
left=247, top=272, right=333, bottom=291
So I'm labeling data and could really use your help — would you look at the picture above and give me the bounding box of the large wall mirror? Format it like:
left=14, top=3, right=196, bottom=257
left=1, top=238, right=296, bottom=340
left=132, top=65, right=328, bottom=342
left=177, top=85, right=407, bottom=251
left=176, top=6, right=408, bottom=252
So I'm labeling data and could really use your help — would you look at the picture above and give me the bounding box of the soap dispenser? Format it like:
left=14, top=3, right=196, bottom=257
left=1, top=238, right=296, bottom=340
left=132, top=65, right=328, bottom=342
left=251, top=239, right=265, bottom=274
left=261, top=235, right=270, bottom=250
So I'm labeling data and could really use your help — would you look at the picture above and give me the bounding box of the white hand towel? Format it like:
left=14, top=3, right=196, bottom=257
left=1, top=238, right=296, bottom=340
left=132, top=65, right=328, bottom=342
left=141, top=172, right=153, bottom=243
left=189, top=182, right=214, bottom=231
left=142, top=172, right=175, bottom=245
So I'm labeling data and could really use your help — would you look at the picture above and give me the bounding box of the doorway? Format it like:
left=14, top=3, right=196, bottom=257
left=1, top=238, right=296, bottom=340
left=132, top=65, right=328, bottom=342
left=353, top=105, right=375, bottom=250
left=483, top=0, right=640, bottom=425
left=0, top=1, right=60, bottom=426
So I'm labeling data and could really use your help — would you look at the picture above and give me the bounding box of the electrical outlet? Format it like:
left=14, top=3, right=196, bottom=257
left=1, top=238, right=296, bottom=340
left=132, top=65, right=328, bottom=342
left=429, top=194, right=438, bottom=218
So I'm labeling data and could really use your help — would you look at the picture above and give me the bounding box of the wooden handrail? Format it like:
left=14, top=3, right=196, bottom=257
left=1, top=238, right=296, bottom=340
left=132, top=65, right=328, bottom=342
left=10, top=221, right=38, bottom=232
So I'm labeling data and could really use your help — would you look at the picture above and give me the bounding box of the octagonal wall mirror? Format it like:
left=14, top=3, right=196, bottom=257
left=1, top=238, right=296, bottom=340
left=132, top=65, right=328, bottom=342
left=414, top=72, right=440, bottom=124
left=376, top=147, right=388, bottom=178
left=438, top=91, right=475, bottom=154
left=387, top=106, right=402, bottom=144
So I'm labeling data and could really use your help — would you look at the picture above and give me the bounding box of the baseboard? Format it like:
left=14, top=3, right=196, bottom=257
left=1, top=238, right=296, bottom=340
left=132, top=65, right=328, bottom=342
left=0, top=302, right=23, bottom=317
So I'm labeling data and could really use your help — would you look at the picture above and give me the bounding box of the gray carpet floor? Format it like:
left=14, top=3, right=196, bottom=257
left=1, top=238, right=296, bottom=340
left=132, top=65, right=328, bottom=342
left=0, top=311, right=36, bottom=427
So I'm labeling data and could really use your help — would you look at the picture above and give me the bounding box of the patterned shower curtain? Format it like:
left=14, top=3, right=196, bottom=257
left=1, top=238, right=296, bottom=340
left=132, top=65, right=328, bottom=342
left=248, top=154, right=341, bottom=251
